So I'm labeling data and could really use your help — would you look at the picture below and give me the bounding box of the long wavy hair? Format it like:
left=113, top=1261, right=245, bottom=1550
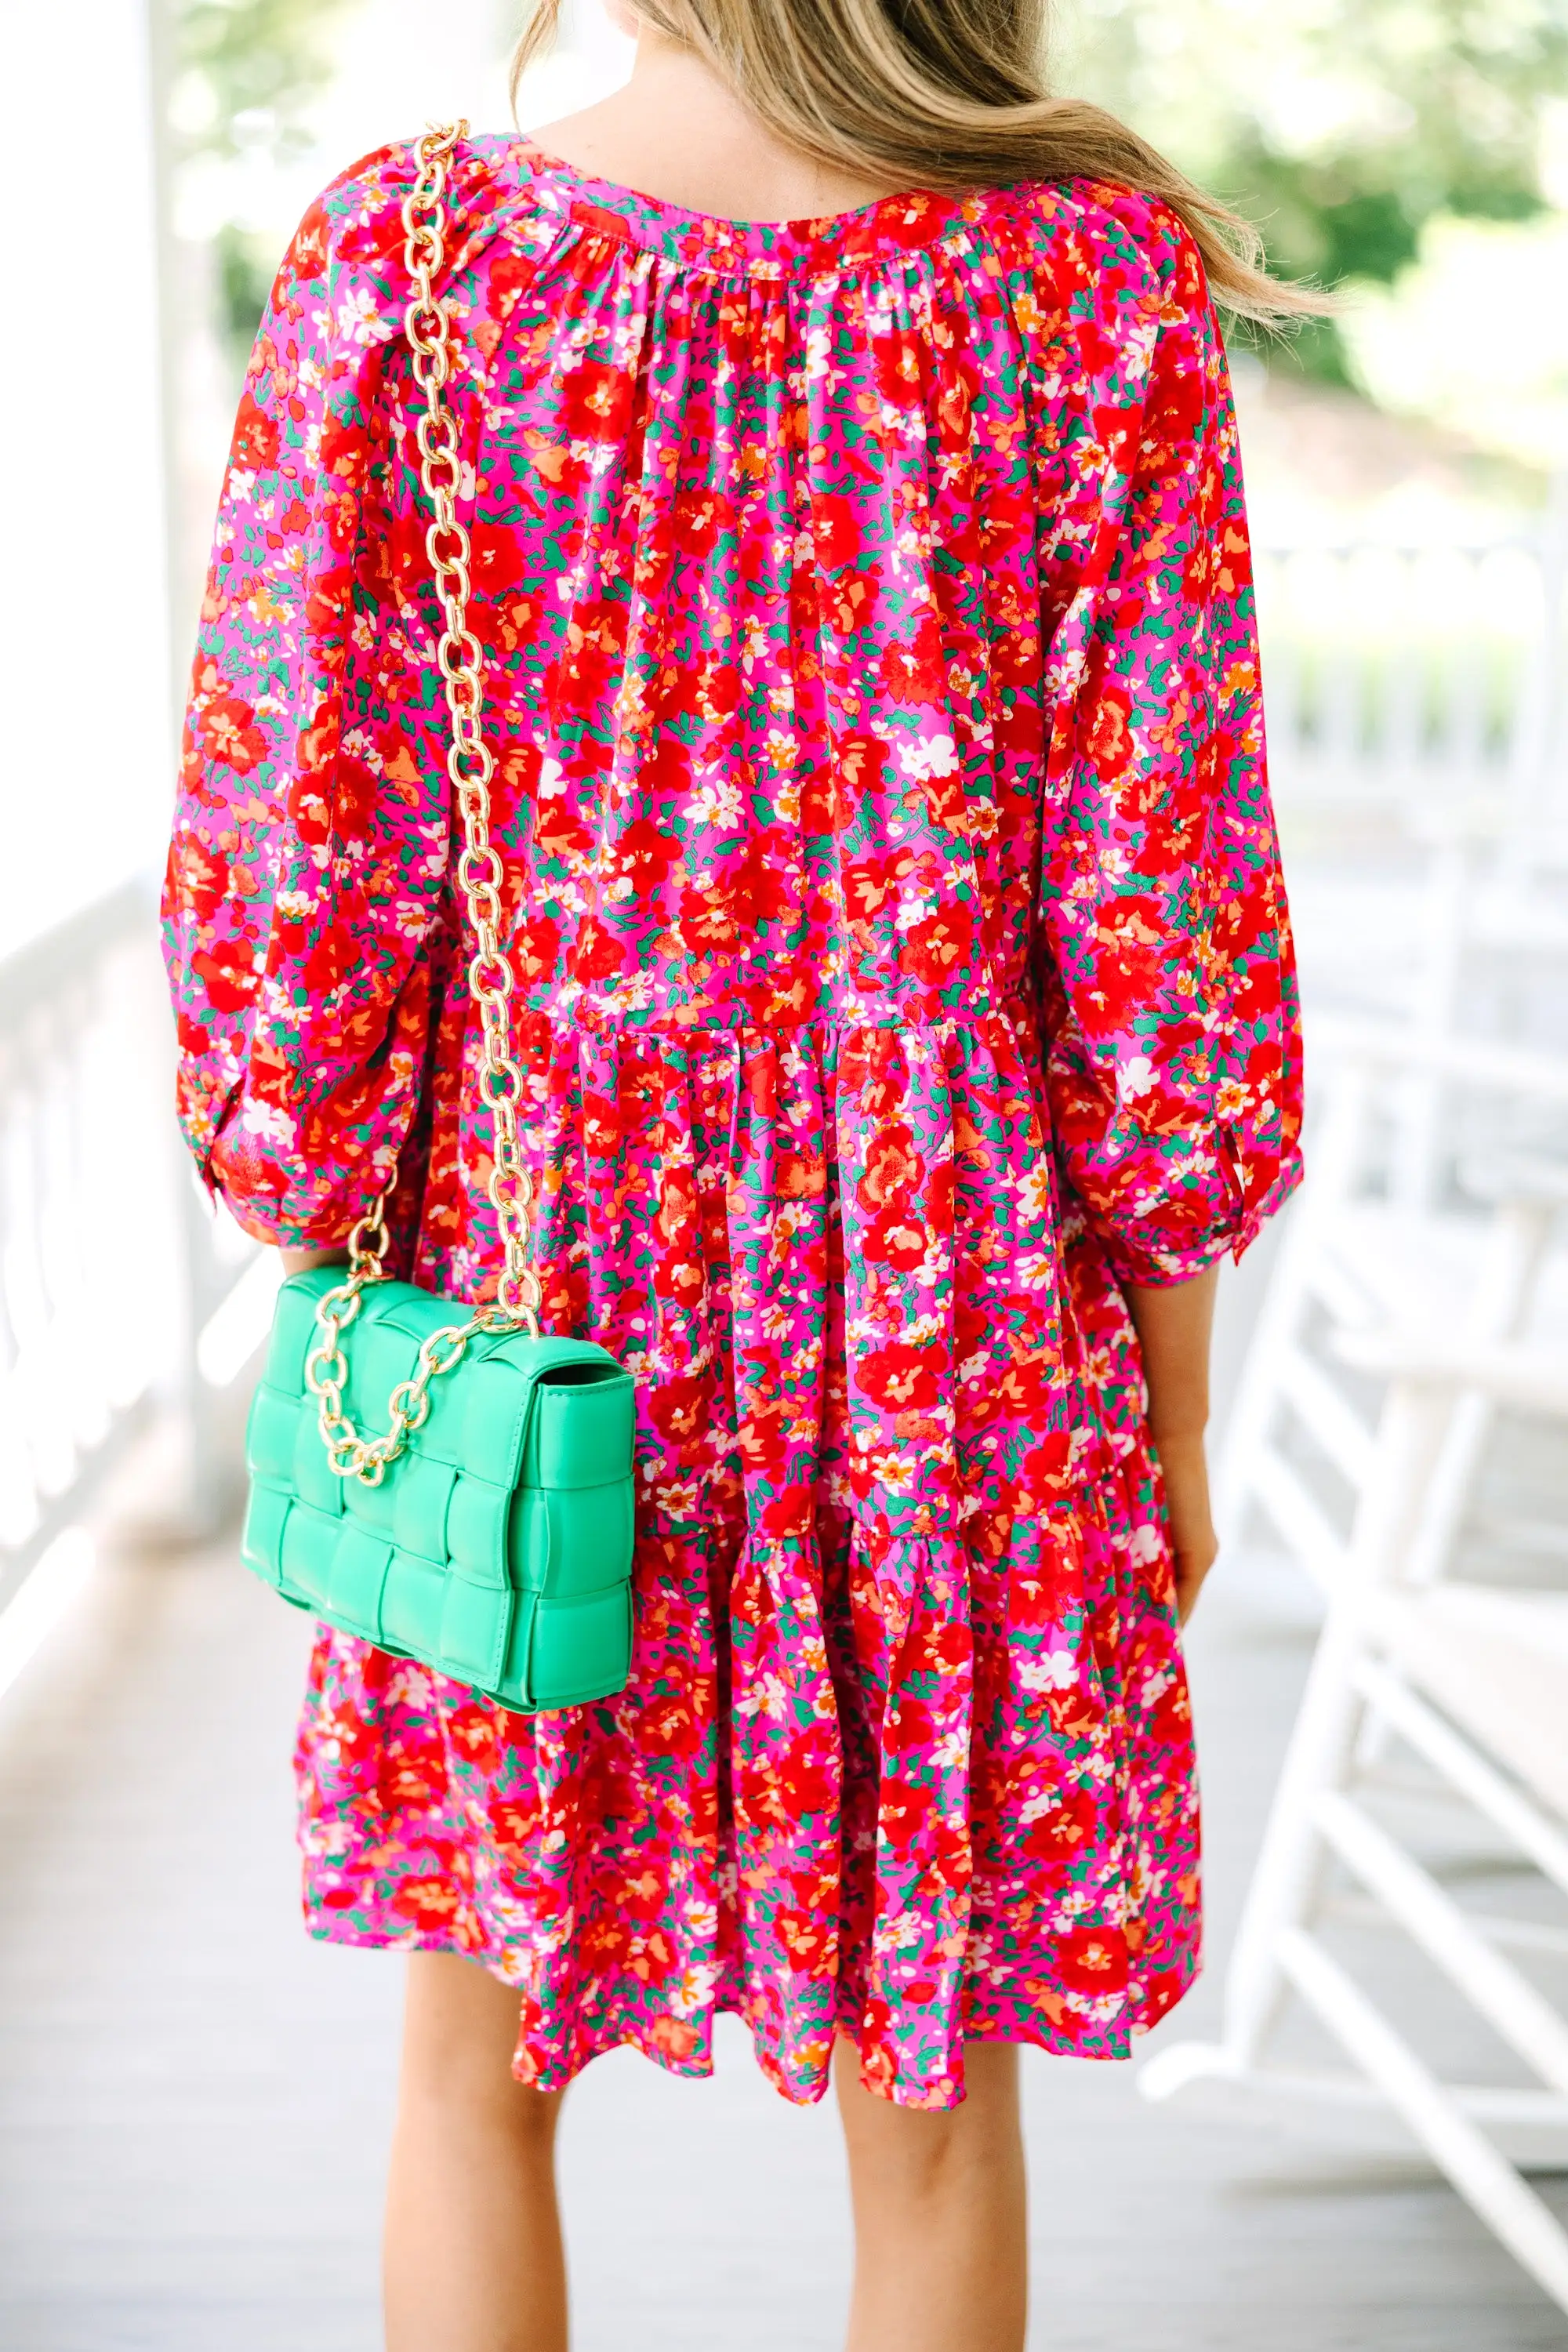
left=511, top=0, right=1327, bottom=321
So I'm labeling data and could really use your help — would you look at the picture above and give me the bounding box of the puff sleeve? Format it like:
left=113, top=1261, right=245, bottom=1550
left=1035, top=204, right=1304, bottom=1284
left=161, top=146, right=452, bottom=1247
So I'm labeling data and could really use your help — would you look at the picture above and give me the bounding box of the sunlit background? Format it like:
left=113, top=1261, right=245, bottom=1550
left=2, top=2, right=1566, bottom=2344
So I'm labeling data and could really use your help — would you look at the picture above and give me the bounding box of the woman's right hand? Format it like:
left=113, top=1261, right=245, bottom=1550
left=1152, top=1426, right=1219, bottom=1625
left=1121, top=1263, right=1222, bottom=1628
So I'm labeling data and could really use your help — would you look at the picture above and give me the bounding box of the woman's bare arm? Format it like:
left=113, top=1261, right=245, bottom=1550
left=1122, top=1265, right=1221, bottom=1625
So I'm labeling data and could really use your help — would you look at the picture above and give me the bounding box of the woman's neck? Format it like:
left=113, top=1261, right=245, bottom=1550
left=528, top=28, right=913, bottom=221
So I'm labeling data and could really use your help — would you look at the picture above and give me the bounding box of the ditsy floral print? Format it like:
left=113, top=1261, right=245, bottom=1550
left=163, top=135, right=1302, bottom=2107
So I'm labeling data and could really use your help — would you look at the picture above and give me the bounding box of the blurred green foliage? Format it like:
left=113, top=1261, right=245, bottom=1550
left=1057, top=0, right=1568, bottom=379
left=172, top=0, right=348, bottom=161
left=170, top=0, right=354, bottom=366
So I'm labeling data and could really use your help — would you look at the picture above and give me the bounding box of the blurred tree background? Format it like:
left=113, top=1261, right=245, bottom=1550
left=169, top=0, right=354, bottom=370
left=1055, top=0, right=1568, bottom=390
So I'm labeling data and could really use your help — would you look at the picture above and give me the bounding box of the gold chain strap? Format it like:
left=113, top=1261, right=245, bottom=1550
left=303, top=120, right=543, bottom=1486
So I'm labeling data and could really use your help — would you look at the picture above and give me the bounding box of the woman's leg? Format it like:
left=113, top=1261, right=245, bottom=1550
left=383, top=1951, right=569, bottom=2352
left=834, top=2036, right=1029, bottom=2352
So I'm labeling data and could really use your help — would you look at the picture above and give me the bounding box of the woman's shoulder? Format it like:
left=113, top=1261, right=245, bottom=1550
left=265, top=133, right=539, bottom=316
left=982, top=173, right=1210, bottom=316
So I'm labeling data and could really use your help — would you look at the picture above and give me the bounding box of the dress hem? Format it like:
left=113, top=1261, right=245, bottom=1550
left=300, top=1913, right=1202, bottom=2108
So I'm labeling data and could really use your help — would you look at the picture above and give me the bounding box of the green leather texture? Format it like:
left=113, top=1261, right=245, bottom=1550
left=241, top=1267, right=637, bottom=1712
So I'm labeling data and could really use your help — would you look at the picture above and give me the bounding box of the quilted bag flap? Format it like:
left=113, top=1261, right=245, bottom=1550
left=260, top=1272, right=630, bottom=1592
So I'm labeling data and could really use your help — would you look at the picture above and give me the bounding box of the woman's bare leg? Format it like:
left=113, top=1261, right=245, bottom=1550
left=834, top=2036, right=1028, bottom=2352
left=383, top=1951, right=568, bottom=2352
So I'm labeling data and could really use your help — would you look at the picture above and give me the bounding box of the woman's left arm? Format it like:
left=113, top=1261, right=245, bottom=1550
left=161, top=146, right=452, bottom=1257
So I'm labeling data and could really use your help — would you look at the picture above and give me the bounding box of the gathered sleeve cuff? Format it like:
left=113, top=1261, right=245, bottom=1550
left=161, top=143, right=458, bottom=1247
left=1034, top=201, right=1305, bottom=1286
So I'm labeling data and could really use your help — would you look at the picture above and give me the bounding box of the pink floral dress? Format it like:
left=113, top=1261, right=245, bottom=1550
left=162, top=134, right=1302, bottom=2109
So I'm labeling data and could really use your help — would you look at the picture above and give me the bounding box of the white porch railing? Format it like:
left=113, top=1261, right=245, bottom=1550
left=1256, top=517, right=1568, bottom=844
left=0, top=883, right=270, bottom=1627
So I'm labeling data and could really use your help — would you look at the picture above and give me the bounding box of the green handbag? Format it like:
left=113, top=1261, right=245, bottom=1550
left=238, top=122, right=637, bottom=1713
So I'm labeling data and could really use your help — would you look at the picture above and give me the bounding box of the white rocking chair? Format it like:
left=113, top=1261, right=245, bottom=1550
left=1214, top=1019, right=1568, bottom=1598
left=1142, top=1327, right=1568, bottom=2315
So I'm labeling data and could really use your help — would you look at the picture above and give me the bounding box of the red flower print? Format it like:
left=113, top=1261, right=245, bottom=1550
left=811, top=492, right=862, bottom=570
left=392, top=1876, right=460, bottom=1931
left=1145, top=1671, right=1192, bottom=1744
left=168, top=838, right=230, bottom=924
left=862, top=1208, right=929, bottom=1271
left=303, top=568, right=350, bottom=646
left=884, top=1697, right=933, bottom=1751
left=486, top=1795, right=543, bottom=1863
left=873, top=332, right=924, bottom=408
left=468, top=522, right=526, bottom=595
left=1214, top=521, right=1253, bottom=597
left=549, top=601, right=625, bottom=713
left=1023, top=1784, right=1098, bottom=1865
left=488, top=241, right=539, bottom=318
left=774, top=1148, right=826, bottom=1200
left=379, top=1742, right=449, bottom=1809
left=230, top=392, right=278, bottom=471
left=560, top=355, right=634, bottom=442
left=1080, top=681, right=1135, bottom=780
left=918, top=764, right=970, bottom=833
left=739, top=1403, right=784, bottom=1478
left=758, top=1486, right=814, bottom=1541
left=1056, top=1923, right=1130, bottom=1998
left=681, top=882, right=739, bottom=953
left=776, top=1737, right=837, bottom=1817
left=190, top=941, right=256, bottom=1017
left=581, top=1091, right=622, bottom=1158
left=1074, top=314, right=1116, bottom=376
left=646, top=1370, right=710, bottom=1446
left=1093, top=404, right=1138, bottom=467
left=286, top=197, right=328, bottom=283
left=1145, top=355, right=1205, bottom=446
left=197, top=692, right=267, bottom=775
left=858, top=1341, right=942, bottom=1413
left=444, top=1704, right=501, bottom=1773
left=878, top=619, right=947, bottom=702
left=901, top=906, right=972, bottom=987
left=674, top=488, right=734, bottom=558
left=573, top=917, right=627, bottom=982
left=627, top=1927, right=679, bottom=1986
left=822, top=567, right=878, bottom=635
left=855, top=1123, right=922, bottom=1212
left=638, top=1690, right=704, bottom=1761
left=841, top=851, right=914, bottom=923
left=775, top=1908, right=837, bottom=1977
left=880, top=1776, right=935, bottom=1852
left=510, top=913, right=561, bottom=984
left=321, top=411, right=372, bottom=489
left=1181, top=539, right=1214, bottom=603
left=649, top=2015, right=704, bottom=2061
left=533, top=796, right=593, bottom=863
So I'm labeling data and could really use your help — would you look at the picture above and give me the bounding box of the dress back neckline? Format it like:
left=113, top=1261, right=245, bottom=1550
left=504, top=131, right=979, bottom=276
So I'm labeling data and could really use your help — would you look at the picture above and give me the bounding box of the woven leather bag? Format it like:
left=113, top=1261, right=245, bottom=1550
left=238, top=123, right=636, bottom=1713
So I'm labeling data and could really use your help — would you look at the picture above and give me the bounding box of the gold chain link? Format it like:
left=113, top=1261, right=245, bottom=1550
left=303, top=120, right=543, bottom=1486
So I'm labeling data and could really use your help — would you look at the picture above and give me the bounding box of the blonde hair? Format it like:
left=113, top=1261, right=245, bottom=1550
left=511, top=0, right=1327, bottom=322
